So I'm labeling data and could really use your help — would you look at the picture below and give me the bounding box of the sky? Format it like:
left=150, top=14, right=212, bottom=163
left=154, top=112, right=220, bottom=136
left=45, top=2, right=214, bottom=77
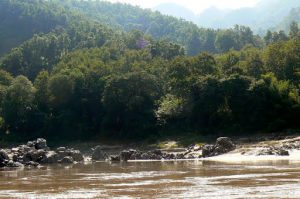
left=107, top=0, right=260, bottom=14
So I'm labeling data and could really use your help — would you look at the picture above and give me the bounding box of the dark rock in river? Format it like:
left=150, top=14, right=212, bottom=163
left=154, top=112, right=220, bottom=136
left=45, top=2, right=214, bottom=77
left=256, top=146, right=289, bottom=156
left=59, top=156, right=74, bottom=164
left=0, top=138, right=84, bottom=168
left=24, top=161, right=39, bottom=167
left=35, top=138, right=48, bottom=150
left=70, top=150, right=84, bottom=162
left=109, top=155, right=120, bottom=162
left=23, top=149, right=47, bottom=163
left=111, top=149, right=185, bottom=162
left=202, top=145, right=215, bottom=158
left=7, top=160, right=23, bottom=168
left=41, top=151, right=59, bottom=164
left=91, top=146, right=108, bottom=161
left=202, top=137, right=236, bottom=157
left=0, top=150, right=9, bottom=167
left=120, top=150, right=132, bottom=161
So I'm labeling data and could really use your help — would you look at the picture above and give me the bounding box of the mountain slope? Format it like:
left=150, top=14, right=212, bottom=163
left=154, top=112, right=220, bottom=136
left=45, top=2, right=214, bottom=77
left=196, top=0, right=300, bottom=33
left=0, top=0, right=68, bottom=56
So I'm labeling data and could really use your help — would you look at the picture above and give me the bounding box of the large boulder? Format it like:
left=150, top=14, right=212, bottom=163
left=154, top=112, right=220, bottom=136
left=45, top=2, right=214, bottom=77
left=23, top=149, right=47, bottom=163
left=202, top=145, right=215, bottom=158
left=6, top=160, right=23, bottom=168
left=40, top=151, right=59, bottom=164
left=202, top=137, right=236, bottom=158
left=120, top=150, right=132, bottom=162
left=215, top=137, right=235, bottom=151
left=55, top=148, right=83, bottom=162
left=109, top=155, right=120, bottom=162
left=91, top=146, right=107, bottom=161
left=35, top=138, right=48, bottom=150
left=0, top=150, right=9, bottom=167
left=256, top=147, right=289, bottom=156
left=59, top=156, right=74, bottom=164
left=69, top=150, right=84, bottom=162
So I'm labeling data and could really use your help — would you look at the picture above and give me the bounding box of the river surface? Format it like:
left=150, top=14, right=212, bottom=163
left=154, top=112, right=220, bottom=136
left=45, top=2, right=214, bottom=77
left=1, top=160, right=300, bottom=198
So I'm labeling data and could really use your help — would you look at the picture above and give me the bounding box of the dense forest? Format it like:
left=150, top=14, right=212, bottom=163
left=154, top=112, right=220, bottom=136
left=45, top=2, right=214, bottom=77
left=0, top=0, right=300, bottom=141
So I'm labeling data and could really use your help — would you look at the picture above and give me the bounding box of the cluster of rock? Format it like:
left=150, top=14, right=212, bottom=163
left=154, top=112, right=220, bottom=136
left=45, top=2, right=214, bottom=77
left=91, top=137, right=236, bottom=162
left=91, top=147, right=187, bottom=162
left=202, top=137, right=236, bottom=158
left=255, top=146, right=289, bottom=156
left=0, top=138, right=84, bottom=168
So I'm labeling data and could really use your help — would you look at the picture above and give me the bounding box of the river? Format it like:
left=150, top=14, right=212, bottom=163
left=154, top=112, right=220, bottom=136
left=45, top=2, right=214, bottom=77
left=0, top=160, right=300, bottom=198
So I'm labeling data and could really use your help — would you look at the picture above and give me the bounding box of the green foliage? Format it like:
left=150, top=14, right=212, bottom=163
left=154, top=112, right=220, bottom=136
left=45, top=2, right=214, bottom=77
left=102, top=72, right=161, bottom=137
left=2, top=76, right=36, bottom=133
left=0, top=0, right=300, bottom=141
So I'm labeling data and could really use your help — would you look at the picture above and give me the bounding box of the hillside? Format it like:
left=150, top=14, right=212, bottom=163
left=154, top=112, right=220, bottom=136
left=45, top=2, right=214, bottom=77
left=53, top=0, right=263, bottom=55
left=0, top=0, right=299, bottom=142
left=150, top=0, right=300, bottom=34
left=196, top=0, right=300, bottom=33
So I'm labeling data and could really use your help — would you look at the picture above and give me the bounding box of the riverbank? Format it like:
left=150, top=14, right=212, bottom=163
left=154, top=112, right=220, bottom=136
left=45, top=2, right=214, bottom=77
left=1, top=130, right=300, bottom=168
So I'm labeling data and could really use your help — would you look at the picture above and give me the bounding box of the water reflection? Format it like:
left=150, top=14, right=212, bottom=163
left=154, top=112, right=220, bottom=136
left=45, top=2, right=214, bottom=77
left=0, top=160, right=300, bottom=198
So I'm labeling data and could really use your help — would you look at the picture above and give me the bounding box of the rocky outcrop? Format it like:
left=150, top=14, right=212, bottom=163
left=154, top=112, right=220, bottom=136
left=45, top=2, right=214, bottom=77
left=0, top=150, right=9, bottom=167
left=58, top=156, right=74, bottom=164
left=256, top=146, right=289, bottom=156
left=202, top=137, right=236, bottom=157
left=107, top=149, right=190, bottom=162
left=0, top=138, right=84, bottom=168
left=91, top=146, right=108, bottom=161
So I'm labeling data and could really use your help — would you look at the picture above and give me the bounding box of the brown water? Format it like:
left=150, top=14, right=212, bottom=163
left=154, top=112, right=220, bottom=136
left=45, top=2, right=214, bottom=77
left=1, top=160, right=300, bottom=198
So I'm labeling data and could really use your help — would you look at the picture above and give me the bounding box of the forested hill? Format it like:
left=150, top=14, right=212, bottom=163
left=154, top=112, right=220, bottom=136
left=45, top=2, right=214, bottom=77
left=0, top=0, right=299, bottom=142
left=0, top=0, right=261, bottom=57
left=0, top=0, right=69, bottom=56
left=58, top=0, right=263, bottom=55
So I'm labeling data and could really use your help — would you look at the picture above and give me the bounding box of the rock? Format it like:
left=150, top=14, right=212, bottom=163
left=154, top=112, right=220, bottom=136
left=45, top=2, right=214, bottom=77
left=176, top=153, right=185, bottom=159
left=202, top=145, right=215, bottom=158
left=59, top=156, right=74, bottom=164
left=35, top=138, right=47, bottom=150
left=163, top=153, right=175, bottom=160
left=256, top=147, right=289, bottom=156
left=129, top=151, right=142, bottom=160
left=40, top=151, right=59, bottom=164
left=202, top=137, right=236, bottom=158
left=56, top=147, right=66, bottom=152
left=24, top=161, right=39, bottom=167
left=152, top=149, right=163, bottom=156
left=0, top=150, right=9, bottom=161
left=120, top=150, right=132, bottom=162
left=7, top=160, right=23, bottom=168
left=278, top=149, right=289, bottom=156
left=69, top=150, right=84, bottom=162
left=11, top=147, right=19, bottom=153
left=27, top=141, right=35, bottom=148
left=0, top=150, right=9, bottom=167
left=109, top=155, right=120, bottom=162
left=141, top=153, right=150, bottom=160
left=91, top=146, right=107, bottom=161
left=23, top=149, right=47, bottom=163
left=215, top=137, right=236, bottom=152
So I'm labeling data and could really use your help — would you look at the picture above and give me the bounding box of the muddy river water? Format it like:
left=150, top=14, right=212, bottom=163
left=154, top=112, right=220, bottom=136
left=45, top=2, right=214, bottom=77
left=0, top=160, right=300, bottom=198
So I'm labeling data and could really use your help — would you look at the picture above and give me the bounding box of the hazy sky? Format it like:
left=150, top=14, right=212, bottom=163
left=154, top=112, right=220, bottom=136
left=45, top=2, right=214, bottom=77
left=107, top=0, right=260, bottom=14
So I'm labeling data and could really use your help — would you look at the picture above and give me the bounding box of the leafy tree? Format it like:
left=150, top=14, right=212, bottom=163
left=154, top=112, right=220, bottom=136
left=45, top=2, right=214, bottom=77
left=289, top=21, right=299, bottom=38
left=102, top=72, right=161, bottom=137
left=2, top=76, right=36, bottom=133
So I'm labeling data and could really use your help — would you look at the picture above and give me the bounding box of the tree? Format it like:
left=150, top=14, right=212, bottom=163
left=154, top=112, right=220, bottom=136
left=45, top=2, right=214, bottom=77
left=264, top=30, right=273, bottom=45
left=102, top=72, right=161, bottom=137
left=215, top=30, right=237, bottom=53
left=2, top=76, right=36, bottom=133
left=289, top=21, right=299, bottom=38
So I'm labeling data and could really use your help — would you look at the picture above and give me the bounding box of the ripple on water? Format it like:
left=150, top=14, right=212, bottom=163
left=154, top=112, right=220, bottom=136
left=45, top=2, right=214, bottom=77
left=1, top=161, right=300, bottom=198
